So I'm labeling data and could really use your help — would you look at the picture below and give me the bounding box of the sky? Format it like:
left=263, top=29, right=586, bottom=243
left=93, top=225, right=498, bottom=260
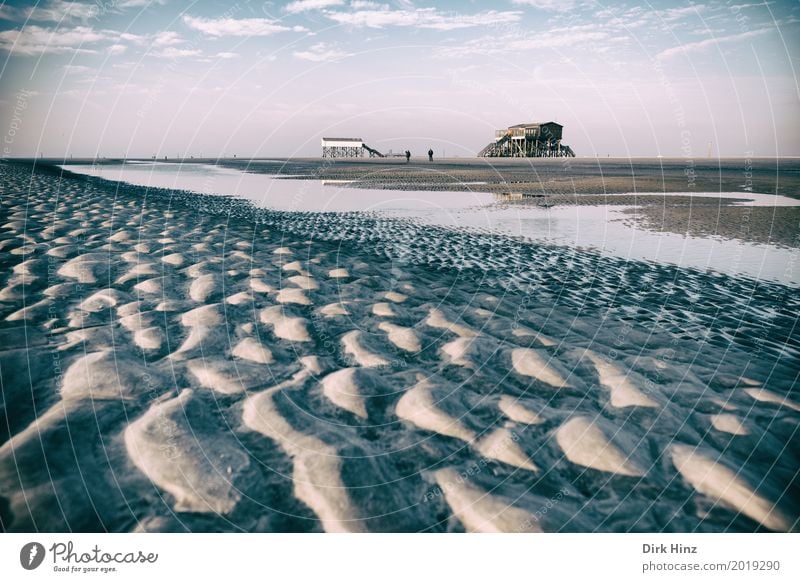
left=0, top=0, right=798, bottom=158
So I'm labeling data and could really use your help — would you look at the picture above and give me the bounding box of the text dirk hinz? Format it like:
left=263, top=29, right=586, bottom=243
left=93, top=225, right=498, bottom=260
left=643, top=543, right=698, bottom=554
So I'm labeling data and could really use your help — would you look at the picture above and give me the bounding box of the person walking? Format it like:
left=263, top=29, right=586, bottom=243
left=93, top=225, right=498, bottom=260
left=405, top=150, right=411, bottom=163
left=428, top=148, right=433, bottom=162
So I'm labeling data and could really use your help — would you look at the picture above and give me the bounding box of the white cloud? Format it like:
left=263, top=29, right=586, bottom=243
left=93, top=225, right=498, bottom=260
left=30, top=1, right=99, bottom=22
left=120, top=31, right=170, bottom=47
left=120, top=32, right=147, bottom=44
left=324, top=7, right=522, bottom=30
left=350, top=1, right=382, bottom=8
left=182, top=15, right=306, bottom=37
left=3, top=27, right=186, bottom=59
left=660, top=5, right=706, bottom=21
left=293, top=42, right=351, bottom=61
left=109, top=43, right=127, bottom=55
left=593, top=3, right=709, bottom=31
left=285, top=0, right=345, bottom=13
left=515, top=31, right=610, bottom=50
left=0, top=1, right=169, bottom=23
left=117, top=0, right=168, bottom=6
left=437, top=26, right=614, bottom=58
left=3, top=0, right=105, bottom=23
left=62, top=64, right=93, bottom=74
left=656, top=28, right=771, bottom=59
left=152, top=31, right=183, bottom=47
left=154, top=46, right=202, bottom=58
left=152, top=30, right=183, bottom=46
left=512, top=0, right=576, bottom=11
left=0, top=24, right=111, bottom=55
left=216, top=51, right=239, bottom=59
left=0, top=5, right=20, bottom=21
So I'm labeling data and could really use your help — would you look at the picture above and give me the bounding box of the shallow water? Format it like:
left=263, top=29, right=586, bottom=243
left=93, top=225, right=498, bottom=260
left=64, top=162, right=495, bottom=211
left=63, top=162, right=800, bottom=285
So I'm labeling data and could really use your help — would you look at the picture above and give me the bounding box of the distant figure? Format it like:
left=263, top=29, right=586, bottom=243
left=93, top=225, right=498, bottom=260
left=428, top=149, right=433, bottom=162
left=405, top=150, right=410, bottom=163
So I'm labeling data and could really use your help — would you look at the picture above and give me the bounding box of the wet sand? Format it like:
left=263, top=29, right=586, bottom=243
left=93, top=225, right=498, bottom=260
left=71, top=156, right=800, bottom=248
left=217, top=157, right=800, bottom=199
left=254, top=157, right=800, bottom=249
left=626, top=204, right=800, bottom=248
left=1, top=160, right=798, bottom=533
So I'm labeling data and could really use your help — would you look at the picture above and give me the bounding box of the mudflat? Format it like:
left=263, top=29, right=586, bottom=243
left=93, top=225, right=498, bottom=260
left=0, top=159, right=797, bottom=533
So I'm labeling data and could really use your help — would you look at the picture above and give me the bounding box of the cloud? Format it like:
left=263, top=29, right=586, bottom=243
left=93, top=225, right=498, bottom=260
left=514, top=31, right=610, bottom=50
left=153, top=46, right=202, bottom=58
left=0, top=24, right=111, bottom=55
left=656, top=28, right=771, bottom=59
left=152, top=31, right=184, bottom=47
left=117, top=0, right=168, bottom=6
left=511, top=0, right=576, bottom=11
left=592, top=4, right=707, bottom=31
left=12, top=1, right=99, bottom=23
left=62, top=64, right=93, bottom=74
left=216, top=51, right=239, bottom=59
left=349, top=1, right=382, bottom=8
left=0, top=0, right=169, bottom=23
left=120, top=31, right=171, bottom=48
left=293, top=42, right=351, bottom=61
left=660, top=5, right=706, bottom=21
left=182, top=14, right=306, bottom=37
left=120, top=32, right=147, bottom=44
left=437, top=26, right=614, bottom=58
left=323, top=7, right=522, bottom=30
left=0, top=25, right=185, bottom=59
left=285, top=0, right=345, bottom=13
left=32, top=1, right=100, bottom=22
left=0, top=5, right=19, bottom=21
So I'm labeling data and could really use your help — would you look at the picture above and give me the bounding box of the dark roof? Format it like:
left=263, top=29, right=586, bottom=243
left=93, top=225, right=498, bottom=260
left=507, top=122, right=562, bottom=129
left=322, top=137, right=363, bottom=142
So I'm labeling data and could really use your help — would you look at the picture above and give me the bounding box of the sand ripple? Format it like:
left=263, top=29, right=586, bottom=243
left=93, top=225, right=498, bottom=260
left=556, top=416, right=644, bottom=477
left=125, top=389, right=249, bottom=514
left=670, top=444, right=792, bottom=532
left=243, top=387, right=367, bottom=532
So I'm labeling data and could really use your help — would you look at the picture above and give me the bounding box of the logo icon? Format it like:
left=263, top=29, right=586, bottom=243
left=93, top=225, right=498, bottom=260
left=20, top=542, right=45, bottom=570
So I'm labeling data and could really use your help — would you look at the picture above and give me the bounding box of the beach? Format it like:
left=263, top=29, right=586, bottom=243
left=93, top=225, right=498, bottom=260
left=87, top=156, right=800, bottom=248
left=0, top=158, right=798, bottom=533
left=246, top=157, right=800, bottom=248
